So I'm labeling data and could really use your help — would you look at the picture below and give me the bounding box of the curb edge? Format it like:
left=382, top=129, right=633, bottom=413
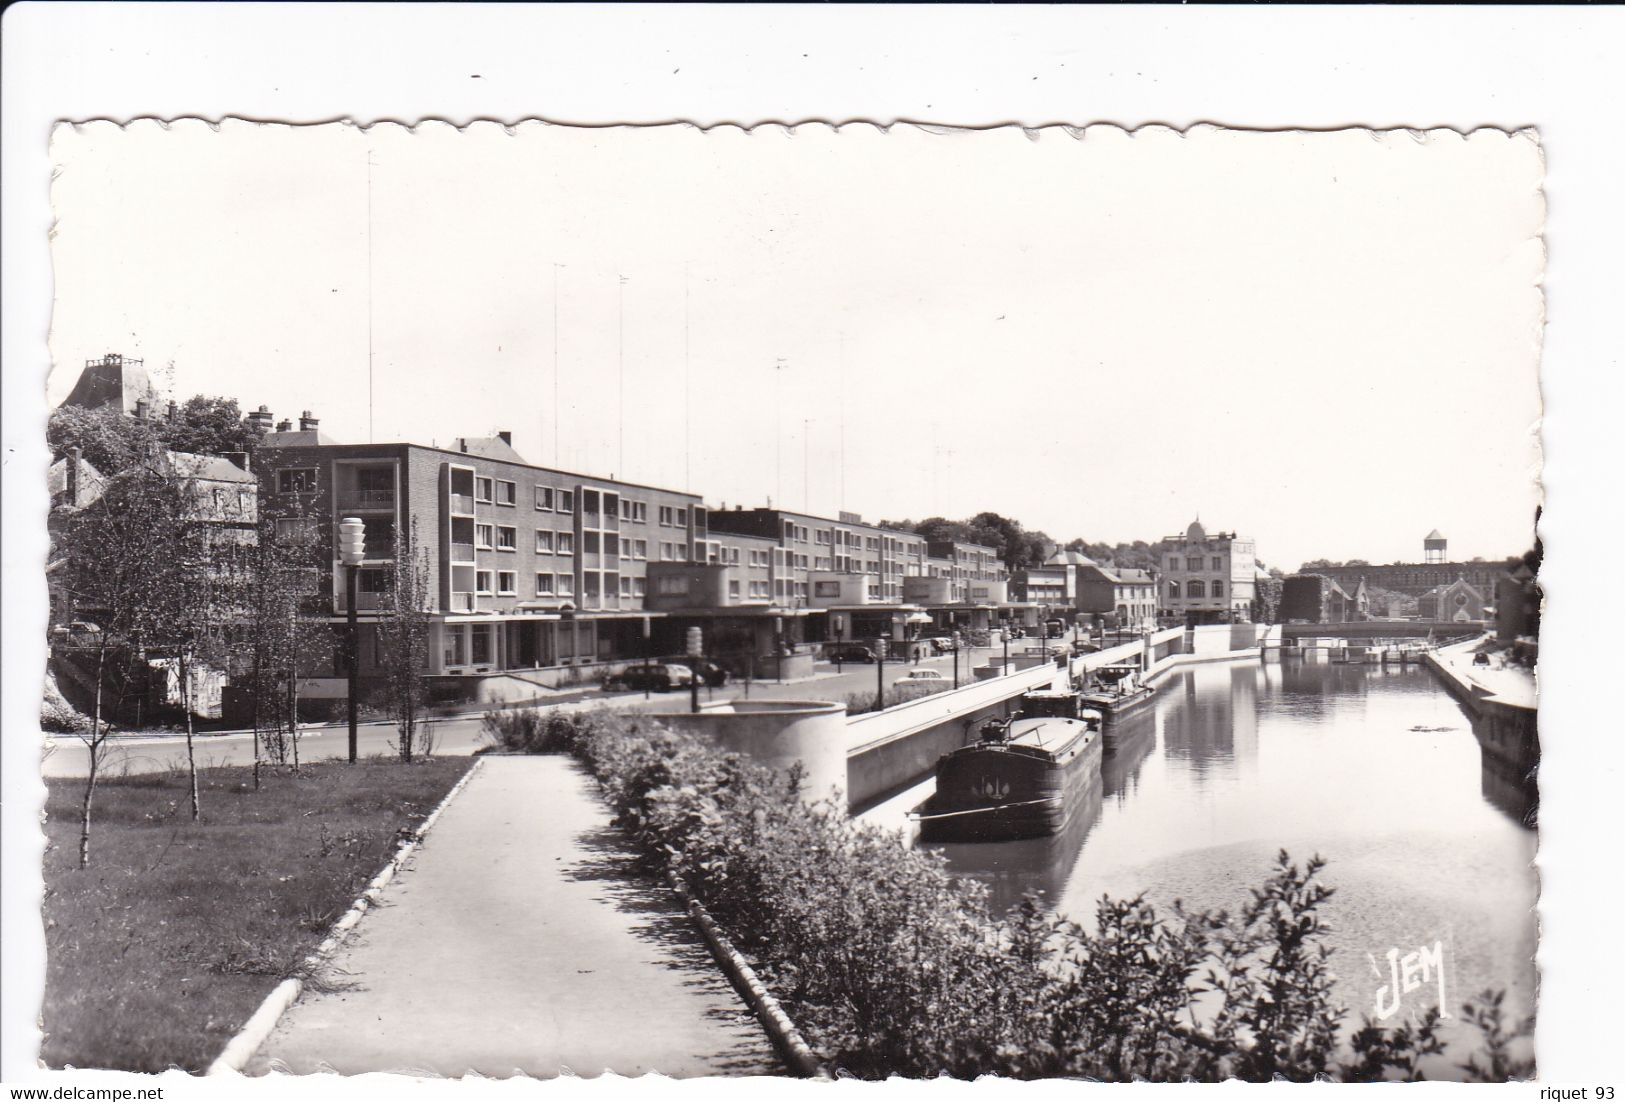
left=667, top=871, right=829, bottom=1080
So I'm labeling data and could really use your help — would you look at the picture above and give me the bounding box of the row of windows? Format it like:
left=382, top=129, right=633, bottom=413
left=1167, top=580, right=1225, bottom=598
left=468, top=568, right=655, bottom=600
left=1167, top=555, right=1228, bottom=572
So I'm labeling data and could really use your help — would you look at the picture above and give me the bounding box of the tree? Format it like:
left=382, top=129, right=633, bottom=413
left=47, top=404, right=161, bottom=475
left=160, top=395, right=265, bottom=458
left=234, top=492, right=324, bottom=782
left=377, top=518, right=435, bottom=762
left=52, top=462, right=192, bottom=866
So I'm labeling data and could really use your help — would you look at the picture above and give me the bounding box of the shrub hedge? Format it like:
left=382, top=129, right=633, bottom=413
left=482, top=708, right=1533, bottom=1081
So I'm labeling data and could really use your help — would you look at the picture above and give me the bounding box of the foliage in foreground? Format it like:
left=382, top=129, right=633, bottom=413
left=41, top=758, right=468, bottom=1073
left=484, top=708, right=1534, bottom=1081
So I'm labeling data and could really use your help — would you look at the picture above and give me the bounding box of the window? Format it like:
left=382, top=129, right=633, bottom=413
left=358, top=568, right=389, bottom=594
left=659, top=506, right=675, bottom=527
left=536, top=485, right=555, bottom=511
left=583, top=574, right=600, bottom=599
left=660, top=542, right=675, bottom=561
left=475, top=569, right=494, bottom=595
left=496, top=525, right=517, bottom=551
left=619, top=576, right=633, bottom=598
left=675, top=544, right=688, bottom=562
left=631, top=538, right=647, bottom=559
left=676, top=508, right=689, bottom=528
left=495, top=480, right=516, bottom=506
left=656, top=575, right=690, bottom=596
left=475, top=477, right=493, bottom=503
left=621, top=499, right=647, bottom=523
left=274, top=516, right=317, bottom=544
left=1167, top=555, right=1179, bottom=571
left=1212, top=556, right=1223, bottom=571
left=470, top=624, right=493, bottom=665
left=536, top=530, right=554, bottom=554
left=1187, top=581, right=1206, bottom=598
left=584, top=532, right=600, bottom=554
left=443, top=629, right=466, bottom=667
left=557, top=490, right=575, bottom=514
left=1168, top=582, right=1181, bottom=600
left=277, top=467, right=318, bottom=495
left=728, top=580, right=741, bottom=599
left=557, top=575, right=574, bottom=597
left=556, top=533, right=575, bottom=555
left=632, top=577, right=646, bottom=598
left=603, top=492, right=619, bottom=517
left=603, top=533, right=619, bottom=557
left=497, top=570, right=517, bottom=595
left=1212, top=580, right=1224, bottom=598
left=355, top=466, right=394, bottom=503
left=536, top=572, right=555, bottom=596
left=475, top=523, right=494, bottom=549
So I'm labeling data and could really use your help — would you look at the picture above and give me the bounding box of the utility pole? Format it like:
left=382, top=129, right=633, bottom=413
left=773, top=358, right=788, bottom=507
left=338, top=518, right=366, bottom=763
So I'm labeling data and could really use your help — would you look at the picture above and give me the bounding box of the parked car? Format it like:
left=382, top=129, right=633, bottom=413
left=901, top=668, right=948, bottom=682
left=603, top=663, right=695, bottom=692
left=662, top=656, right=730, bottom=687
left=913, top=634, right=954, bottom=654
left=823, top=643, right=878, bottom=663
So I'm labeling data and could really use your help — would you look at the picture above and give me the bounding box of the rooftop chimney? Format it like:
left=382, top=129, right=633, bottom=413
left=298, top=410, right=319, bottom=432
left=497, top=430, right=512, bottom=446
left=276, top=419, right=293, bottom=433
left=67, top=446, right=82, bottom=506
left=246, top=405, right=274, bottom=432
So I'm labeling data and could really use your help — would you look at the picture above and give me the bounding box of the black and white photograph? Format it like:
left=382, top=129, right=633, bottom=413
left=4, top=5, right=1622, bottom=1093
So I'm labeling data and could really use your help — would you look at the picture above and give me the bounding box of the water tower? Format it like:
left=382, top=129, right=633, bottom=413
left=1424, top=529, right=1447, bottom=564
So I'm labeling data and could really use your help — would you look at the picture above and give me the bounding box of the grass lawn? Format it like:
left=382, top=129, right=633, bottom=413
left=41, top=756, right=472, bottom=1073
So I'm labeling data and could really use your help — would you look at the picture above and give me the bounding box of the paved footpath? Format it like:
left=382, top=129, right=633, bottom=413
left=247, top=755, right=781, bottom=1078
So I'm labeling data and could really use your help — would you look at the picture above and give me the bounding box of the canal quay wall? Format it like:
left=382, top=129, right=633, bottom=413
left=645, top=700, right=850, bottom=806
left=845, top=625, right=1268, bottom=812
left=1422, top=641, right=1539, bottom=788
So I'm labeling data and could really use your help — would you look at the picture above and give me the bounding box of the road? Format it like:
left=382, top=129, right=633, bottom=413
left=41, top=645, right=1033, bottom=779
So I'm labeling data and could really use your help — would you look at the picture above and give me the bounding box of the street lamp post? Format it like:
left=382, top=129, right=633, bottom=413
left=338, top=517, right=366, bottom=764
left=1002, top=628, right=1010, bottom=676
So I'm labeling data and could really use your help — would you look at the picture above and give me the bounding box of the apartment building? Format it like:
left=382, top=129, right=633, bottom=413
left=256, top=425, right=707, bottom=687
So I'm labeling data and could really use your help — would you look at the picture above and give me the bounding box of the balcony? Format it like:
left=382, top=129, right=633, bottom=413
left=337, top=591, right=389, bottom=612
left=449, top=492, right=475, bottom=516
left=338, top=488, right=396, bottom=511
left=450, top=591, right=476, bottom=612
left=450, top=542, right=476, bottom=562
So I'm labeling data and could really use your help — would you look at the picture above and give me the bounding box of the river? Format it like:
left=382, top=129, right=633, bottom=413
left=922, top=658, right=1538, bottom=1059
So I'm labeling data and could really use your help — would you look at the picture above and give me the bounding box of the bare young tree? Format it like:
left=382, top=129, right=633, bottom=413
left=376, top=517, right=434, bottom=762
left=235, top=492, right=323, bottom=784
left=52, top=463, right=190, bottom=867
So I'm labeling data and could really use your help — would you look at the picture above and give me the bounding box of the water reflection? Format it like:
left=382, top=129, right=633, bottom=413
left=922, top=659, right=1538, bottom=1049
left=926, top=774, right=1104, bottom=916
left=1102, top=711, right=1156, bottom=802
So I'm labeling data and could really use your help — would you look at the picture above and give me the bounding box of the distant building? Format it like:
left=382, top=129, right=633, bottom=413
left=1072, top=557, right=1158, bottom=631
left=1312, top=531, right=1512, bottom=601
left=1280, top=573, right=1368, bottom=624
left=60, top=352, right=162, bottom=416
left=1418, top=576, right=1488, bottom=623
left=1155, top=519, right=1257, bottom=625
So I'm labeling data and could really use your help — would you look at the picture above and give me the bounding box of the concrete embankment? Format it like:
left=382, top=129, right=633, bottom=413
left=1423, top=639, right=1539, bottom=787
left=846, top=625, right=1269, bottom=813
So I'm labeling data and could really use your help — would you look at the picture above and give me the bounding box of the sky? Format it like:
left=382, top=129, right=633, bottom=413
left=46, top=121, right=1544, bottom=570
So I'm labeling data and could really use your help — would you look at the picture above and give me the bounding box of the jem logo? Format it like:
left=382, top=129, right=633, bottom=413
left=976, top=776, right=1010, bottom=801
left=1370, top=940, right=1448, bottom=1021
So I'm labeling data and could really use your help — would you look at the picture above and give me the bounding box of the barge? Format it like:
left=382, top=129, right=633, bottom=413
left=915, top=689, right=1103, bottom=843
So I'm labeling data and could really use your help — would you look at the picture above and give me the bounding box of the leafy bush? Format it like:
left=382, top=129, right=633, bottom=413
left=494, top=707, right=1532, bottom=1081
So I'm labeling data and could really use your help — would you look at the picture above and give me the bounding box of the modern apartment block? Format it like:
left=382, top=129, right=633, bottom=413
left=1155, top=519, right=1258, bottom=625
left=255, top=426, right=708, bottom=687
